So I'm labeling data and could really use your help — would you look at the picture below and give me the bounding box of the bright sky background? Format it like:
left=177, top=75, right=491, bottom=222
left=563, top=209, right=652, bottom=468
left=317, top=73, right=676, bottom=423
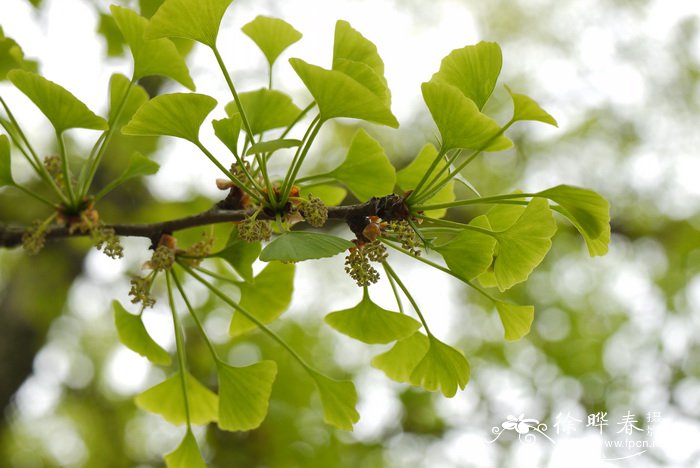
left=1, top=0, right=700, bottom=467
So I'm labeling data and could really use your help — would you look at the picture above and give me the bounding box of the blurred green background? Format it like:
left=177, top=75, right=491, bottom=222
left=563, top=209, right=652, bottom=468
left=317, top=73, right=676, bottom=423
left=1, top=0, right=699, bottom=466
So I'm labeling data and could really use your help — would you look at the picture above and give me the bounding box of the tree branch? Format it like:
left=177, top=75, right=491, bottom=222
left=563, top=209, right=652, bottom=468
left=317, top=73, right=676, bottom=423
left=0, top=194, right=409, bottom=248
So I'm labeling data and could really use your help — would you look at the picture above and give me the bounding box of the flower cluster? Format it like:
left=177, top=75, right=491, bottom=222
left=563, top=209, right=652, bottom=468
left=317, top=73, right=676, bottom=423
left=43, top=155, right=64, bottom=187
left=92, top=226, right=123, bottom=259
left=181, top=234, right=215, bottom=266
left=387, top=220, right=421, bottom=256
left=344, top=240, right=387, bottom=287
left=129, top=275, right=155, bottom=308
left=298, top=194, right=328, bottom=227
left=21, top=220, right=49, bottom=255
left=238, top=216, right=272, bottom=242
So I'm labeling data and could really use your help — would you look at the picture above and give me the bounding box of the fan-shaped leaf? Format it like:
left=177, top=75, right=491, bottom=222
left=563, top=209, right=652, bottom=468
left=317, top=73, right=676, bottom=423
left=246, top=138, right=301, bottom=155
left=259, top=231, right=353, bottom=263
left=108, top=73, right=149, bottom=127
left=135, top=372, right=218, bottom=425
left=371, top=332, right=430, bottom=383
left=8, top=70, right=107, bottom=133
left=97, top=152, right=159, bottom=199
left=325, top=288, right=421, bottom=344
left=0, top=27, right=37, bottom=80
left=217, top=360, right=277, bottom=431
left=229, top=262, right=295, bottom=337
left=146, top=0, right=233, bottom=48
left=299, top=185, right=347, bottom=207
left=113, top=301, right=171, bottom=366
left=505, top=85, right=557, bottom=126
left=212, top=115, right=241, bottom=155
left=537, top=185, right=610, bottom=256
left=431, top=42, right=502, bottom=110
left=309, top=370, right=359, bottom=430
left=397, top=143, right=454, bottom=218
left=110, top=5, right=194, bottom=90
left=495, top=301, right=534, bottom=341
left=242, top=16, right=302, bottom=66
left=213, top=225, right=260, bottom=283
left=289, top=58, right=398, bottom=128
left=0, top=134, right=13, bottom=187
left=493, top=198, right=557, bottom=291
left=422, top=80, right=511, bottom=152
left=409, top=335, right=470, bottom=397
left=329, top=128, right=395, bottom=201
left=122, top=93, right=217, bottom=143
left=226, top=89, right=301, bottom=135
left=164, top=430, right=206, bottom=468
left=436, top=218, right=496, bottom=281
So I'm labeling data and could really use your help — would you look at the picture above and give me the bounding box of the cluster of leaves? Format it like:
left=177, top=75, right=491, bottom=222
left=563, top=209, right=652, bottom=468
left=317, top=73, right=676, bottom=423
left=0, top=0, right=610, bottom=465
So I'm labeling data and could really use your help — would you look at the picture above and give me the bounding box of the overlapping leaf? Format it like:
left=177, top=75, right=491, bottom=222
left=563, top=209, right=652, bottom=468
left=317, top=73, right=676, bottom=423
left=259, top=231, right=353, bottom=263
left=422, top=80, right=511, bottom=152
left=242, top=16, right=302, bottom=66
left=431, top=41, right=502, bottom=110
left=146, top=0, right=233, bottom=48
left=135, top=372, right=218, bottom=425
left=122, top=93, right=217, bottom=143
left=108, top=74, right=149, bottom=127
left=0, top=27, right=37, bottom=80
left=228, top=262, right=295, bottom=337
left=96, top=152, right=159, bottom=199
left=309, top=370, right=359, bottom=430
left=371, top=332, right=430, bottom=383
left=325, top=288, right=421, bottom=344
left=213, top=225, right=261, bottom=282
left=246, top=138, right=301, bottom=155
left=435, top=215, right=496, bottom=281
left=110, top=5, right=195, bottom=89
left=217, top=360, right=277, bottom=431
left=409, top=335, right=470, bottom=397
left=8, top=70, right=107, bottom=133
left=164, top=430, right=206, bottom=468
left=397, top=144, right=454, bottom=218
left=225, top=89, right=301, bottom=135
left=299, top=185, right=347, bottom=207
left=537, top=185, right=610, bottom=256
left=505, top=85, right=557, bottom=126
left=329, top=129, right=396, bottom=201
left=0, top=134, right=13, bottom=187
left=495, top=301, right=535, bottom=341
left=493, top=197, right=557, bottom=291
left=212, top=115, right=241, bottom=155
left=113, top=301, right=171, bottom=365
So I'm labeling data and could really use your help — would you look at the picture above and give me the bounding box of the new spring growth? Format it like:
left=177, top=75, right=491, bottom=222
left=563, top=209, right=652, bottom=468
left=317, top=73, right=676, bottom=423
left=144, top=234, right=177, bottom=271
left=238, top=215, right=272, bottom=242
left=344, top=240, right=387, bottom=287
left=63, top=204, right=123, bottom=259
left=387, top=220, right=421, bottom=256
left=21, top=219, right=50, bottom=255
left=129, top=275, right=155, bottom=308
left=298, top=194, right=328, bottom=227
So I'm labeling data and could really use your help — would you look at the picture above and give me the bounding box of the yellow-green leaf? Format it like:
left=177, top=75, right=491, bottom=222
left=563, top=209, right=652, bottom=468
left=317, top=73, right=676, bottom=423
left=493, top=198, right=557, bottom=291
left=333, top=20, right=384, bottom=77
left=242, top=16, right=302, bottom=66
left=329, top=128, right=396, bottom=201
left=495, top=301, right=534, bottom=341
left=259, top=231, right=353, bottom=263
left=422, top=80, right=511, bottom=152
left=212, top=115, right=241, bottom=155
left=325, top=288, right=421, bottom=344
left=213, top=225, right=260, bottom=283
left=505, top=85, right=557, bottom=127
left=435, top=217, right=496, bottom=281
left=135, top=372, right=218, bottom=425
left=409, top=335, right=470, bottom=397
left=113, top=301, right=171, bottom=366
left=8, top=70, right=107, bottom=133
left=0, top=27, right=37, bottom=80
left=228, top=262, right=295, bottom=337
left=371, top=332, right=430, bottom=383
left=246, top=138, right=301, bottom=155
left=0, top=134, right=13, bottom=187
left=309, top=370, right=359, bottom=430
left=108, top=73, right=149, bottom=127
left=164, top=430, right=206, bottom=468
left=110, top=5, right=195, bottom=90
left=431, top=42, right=502, bottom=110
left=226, top=89, right=301, bottom=135
left=537, top=185, right=610, bottom=256
left=299, top=185, right=347, bottom=207
left=217, top=360, right=277, bottom=431
left=397, top=143, right=454, bottom=218
left=146, top=0, right=233, bottom=48
left=122, top=93, right=217, bottom=143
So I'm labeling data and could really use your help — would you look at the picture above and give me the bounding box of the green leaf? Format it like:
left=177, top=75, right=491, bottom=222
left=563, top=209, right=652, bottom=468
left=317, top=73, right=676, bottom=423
left=110, top=5, right=195, bottom=90
left=98, top=12, right=125, bottom=57
left=493, top=198, right=557, bottom=291
left=289, top=58, right=398, bottom=128
left=113, top=301, right=171, bottom=366
left=0, top=134, right=14, bottom=187
left=325, top=288, right=421, bottom=344
left=371, top=332, right=430, bottom=383
left=422, top=80, right=511, bottom=152
left=431, top=42, right=502, bottom=110
left=333, top=20, right=385, bottom=78
left=505, top=85, right=557, bottom=127
left=299, top=185, right=347, bottom=207
left=108, top=73, right=149, bottom=127
left=246, top=138, right=301, bottom=155
left=146, top=0, right=233, bottom=48
left=212, top=115, right=241, bottom=155
left=8, top=70, right=107, bottom=133
left=217, top=360, right=277, bottom=431
left=537, top=185, right=610, bottom=256
left=328, top=129, right=395, bottom=201
left=213, top=225, right=260, bottom=283
left=122, top=93, right=217, bottom=143
left=259, top=231, right=353, bottom=263
left=409, top=335, right=470, bottom=397
left=309, top=370, right=359, bottom=430
left=495, top=301, right=534, bottom=341
left=397, top=143, right=454, bottom=218
left=96, top=152, right=160, bottom=199
left=226, top=89, right=302, bottom=135
left=435, top=218, right=496, bottom=281
left=135, top=372, right=218, bottom=425
left=485, top=202, right=526, bottom=231
left=229, top=262, right=295, bottom=337
left=164, top=430, right=206, bottom=468
left=0, top=28, right=37, bottom=80
left=242, top=16, right=302, bottom=66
